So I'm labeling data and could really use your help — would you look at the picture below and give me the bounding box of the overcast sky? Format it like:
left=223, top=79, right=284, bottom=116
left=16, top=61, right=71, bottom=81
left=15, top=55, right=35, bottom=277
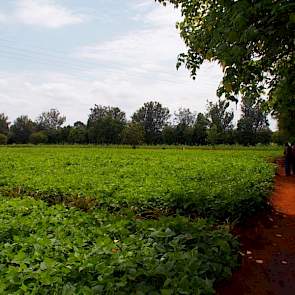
left=0, top=0, right=276, bottom=128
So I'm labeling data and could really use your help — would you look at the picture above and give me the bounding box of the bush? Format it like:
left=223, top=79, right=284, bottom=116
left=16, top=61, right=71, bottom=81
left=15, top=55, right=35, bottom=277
left=0, top=133, right=7, bottom=145
left=29, top=131, right=48, bottom=144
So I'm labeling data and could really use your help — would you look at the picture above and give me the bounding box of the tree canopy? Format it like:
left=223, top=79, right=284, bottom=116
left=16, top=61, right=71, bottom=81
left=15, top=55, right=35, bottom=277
left=156, top=0, right=295, bottom=135
left=0, top=113, right=10, bottom=135
left=36, top=109, right=66, bottom=131
left=132, top=101, right=170, bottom=144
left=87, top=105, right=126, bottom=144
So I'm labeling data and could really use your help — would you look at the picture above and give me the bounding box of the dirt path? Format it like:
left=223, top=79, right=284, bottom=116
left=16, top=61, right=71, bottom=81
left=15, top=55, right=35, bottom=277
left=217, top=160, right=295, bottom=295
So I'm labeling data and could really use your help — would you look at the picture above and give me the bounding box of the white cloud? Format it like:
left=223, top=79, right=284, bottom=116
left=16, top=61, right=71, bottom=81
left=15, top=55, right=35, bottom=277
left=1, top=0, right=85, bottom=28
left=77, top=5, right=185, bottom=78
left=0, top=2, right=229, bottom=126
left=16, top=0, right=85, bottom=28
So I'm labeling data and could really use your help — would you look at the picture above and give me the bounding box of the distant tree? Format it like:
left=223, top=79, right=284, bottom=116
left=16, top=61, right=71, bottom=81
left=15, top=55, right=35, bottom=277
left=0, top=133, right=7, bottom=145
left=207, top=125, right=219, bottom=146
left=0, top=113, right=10, bottom=135
left=206, top=99, right=234, bottom=144
left=29, top=131, right=48, bottom=145
left=132, top=101, right=170, bottom=144
left=173, top=108, right=196, bottom=144
left=193, top=113, right=209, bottom=145
left=9, top=116, right=35, bottom=144
left=69, top=122, right=88, bottom=144
left=87, top=105, right=126, bottom=144
left=122, top=122, right=145, bottom=147
left=36, top=109, right=66, bottom=144
left=73, top=121, right=86, bottom=128
left=162, top=125, right=176, bottom=145
left=237, top=97, right=270, bottom=145
left=58, top=126, right=72, bottom=144
left=174, top=108, right=196, bottom=126
left=36, top=109, right=66, bottom=130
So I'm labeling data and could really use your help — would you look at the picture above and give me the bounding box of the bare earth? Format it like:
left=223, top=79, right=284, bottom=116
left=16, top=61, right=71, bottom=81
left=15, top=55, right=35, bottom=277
left=217, top=159, right=295, bottom=295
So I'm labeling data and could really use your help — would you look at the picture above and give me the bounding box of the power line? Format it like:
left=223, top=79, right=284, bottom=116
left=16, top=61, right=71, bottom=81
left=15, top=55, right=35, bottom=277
left=0, top=37, right=219, bottom=86
left=0, top=36, right=184, bottom=78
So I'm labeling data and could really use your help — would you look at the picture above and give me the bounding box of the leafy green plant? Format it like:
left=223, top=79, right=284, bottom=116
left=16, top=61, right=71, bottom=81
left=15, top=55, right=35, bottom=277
left=0, top=147, right=277, bottom=221
left=0, top=198, right=239, bottom=295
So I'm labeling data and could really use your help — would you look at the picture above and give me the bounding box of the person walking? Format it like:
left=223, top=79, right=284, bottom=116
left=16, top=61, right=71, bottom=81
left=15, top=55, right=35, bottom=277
left=284, top=143, right=293, bottom=176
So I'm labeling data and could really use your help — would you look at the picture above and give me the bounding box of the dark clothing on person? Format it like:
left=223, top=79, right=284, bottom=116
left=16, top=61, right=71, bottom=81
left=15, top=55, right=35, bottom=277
left=284, top=144, right=292, bottom=176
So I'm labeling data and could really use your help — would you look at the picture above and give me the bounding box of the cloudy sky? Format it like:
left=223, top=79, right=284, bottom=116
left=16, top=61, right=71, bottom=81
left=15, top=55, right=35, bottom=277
left=0, top=0, right=268, bottom=127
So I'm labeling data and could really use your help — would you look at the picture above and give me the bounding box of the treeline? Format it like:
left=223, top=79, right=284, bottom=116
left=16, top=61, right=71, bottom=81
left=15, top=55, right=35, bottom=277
left=0, top=98, right=278, bottom=146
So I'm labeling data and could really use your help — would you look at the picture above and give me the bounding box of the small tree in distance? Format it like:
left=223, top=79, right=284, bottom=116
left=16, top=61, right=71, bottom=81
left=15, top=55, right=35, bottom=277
left=0, top=133, right=7, bottom=145
left=0, top=113, right=10, bottom=135
left=122, top=123, right=145, bottom=147
left=132, top=101, right=170, bottom=144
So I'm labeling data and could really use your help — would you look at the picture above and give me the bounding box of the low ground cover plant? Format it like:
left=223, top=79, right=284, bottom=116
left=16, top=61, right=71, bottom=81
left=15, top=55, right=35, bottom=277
left=0, top=146, right=280, bottom=294
left=0, top=198, right=238, bottom=294
left=0, top=147, right=278, bottom=221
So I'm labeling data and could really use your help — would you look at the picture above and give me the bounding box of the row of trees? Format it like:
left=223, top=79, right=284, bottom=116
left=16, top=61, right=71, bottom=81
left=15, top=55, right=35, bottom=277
left=0, top=98, right=275, bottom=146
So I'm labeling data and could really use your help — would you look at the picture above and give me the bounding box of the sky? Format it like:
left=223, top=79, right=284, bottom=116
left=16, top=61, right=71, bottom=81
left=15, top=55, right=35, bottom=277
left=0, top=0, right=276, bottom=128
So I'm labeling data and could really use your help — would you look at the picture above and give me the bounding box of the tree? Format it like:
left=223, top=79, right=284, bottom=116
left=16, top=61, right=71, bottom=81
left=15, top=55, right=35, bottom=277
left=206, top=99, right=234, bottom=144
left=193, top=113, right=209, bottom=145
left=156, top=0, right=295, bottom=136
left=174, top=108, right=196, bottom=127
left=87, top=105, right=126, bottom=144
left=132, top=101, right=170, bottom=144
left=0, top=113, right=10, bottom=135
left=207, top=100, right=234, bottom=133
left=174, top=108, right=196, bottom=144
left=237, top=97, right=270, bottom=145
left=207, top=125, right=219, bottom=146
left=162, top=125, right=176, bottom=145
left=0, top=133, right=7, bottom=145
left=36, top=109, right=66, bottom=143
left=68, top=122, right=88, bottom=144
left=36, top=109, right=66, bottom=130
left=29, top=131, right=48, bottom=145
left=122, top=123, right=145, bottom=147
left=9, top=116, right=35, bottom=144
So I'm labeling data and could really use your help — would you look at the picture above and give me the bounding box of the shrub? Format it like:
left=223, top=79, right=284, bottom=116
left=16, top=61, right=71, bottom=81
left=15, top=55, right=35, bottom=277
left=0, top=133, right=7, bottom=145
left=29, top=131, right=48, bottom=145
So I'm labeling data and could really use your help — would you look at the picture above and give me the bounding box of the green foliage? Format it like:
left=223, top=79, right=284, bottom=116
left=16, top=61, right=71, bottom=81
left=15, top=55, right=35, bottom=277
left=0, top=197, right=238, bottom=294
left=206, top=99, right=234, bottom=145
left=36, top=109, right=66, bottom=131
left=68, top=125, right=88, bottom=144
left=0, top=147, right=277, bottom=221
left=0, top=113, right=10, bottom=135
left=0, top=146, right=280, bottom=294
left=193, top=113, right=209, bottom=145
left=29, top=131, right=48, bottom=145
left=132, top=101, right=170, bottom=144
left=122, top=123, right=145, bottom=147
left=237, top=97, right=271, bottom=146
left=87, top=105, right=126, bottom=144
left=156, top=0, right=295, bottom=135
left=9, top=116, right=35, bottom=144
left=0, top=133, right=7, bottom=145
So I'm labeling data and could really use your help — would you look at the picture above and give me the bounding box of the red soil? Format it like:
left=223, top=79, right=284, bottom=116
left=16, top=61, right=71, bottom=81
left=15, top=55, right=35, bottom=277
left=217, top=159, right=295, bottom=295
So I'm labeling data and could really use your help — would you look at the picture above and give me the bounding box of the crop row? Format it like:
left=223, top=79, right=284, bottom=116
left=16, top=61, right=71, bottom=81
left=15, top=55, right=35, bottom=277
left=0, top=147, right=278, bottom=221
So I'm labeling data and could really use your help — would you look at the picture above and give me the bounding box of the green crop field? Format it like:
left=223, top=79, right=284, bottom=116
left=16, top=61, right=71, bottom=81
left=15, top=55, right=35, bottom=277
left=0, top=146, right=281, bottom=294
